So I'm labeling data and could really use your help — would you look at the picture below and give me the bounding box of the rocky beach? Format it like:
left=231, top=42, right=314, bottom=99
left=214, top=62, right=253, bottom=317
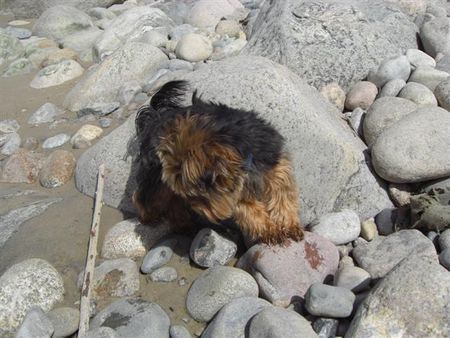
left=0, top=0, right=450, bottom=337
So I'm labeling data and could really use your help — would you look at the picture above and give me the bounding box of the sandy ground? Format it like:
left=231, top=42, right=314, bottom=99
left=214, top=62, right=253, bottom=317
left=0, top=16, right=205, bottom=335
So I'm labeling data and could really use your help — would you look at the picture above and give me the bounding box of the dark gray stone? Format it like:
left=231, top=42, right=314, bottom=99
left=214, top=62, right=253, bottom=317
left=313, top=318, right=339, bottom=338
left=305, top=283, right=355, bottom=318
left=141, top=245, right=174, bottom=274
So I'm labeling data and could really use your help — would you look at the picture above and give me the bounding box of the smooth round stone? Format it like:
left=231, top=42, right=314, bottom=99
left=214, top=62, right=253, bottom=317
left=47, top=307, right=80, bottom=338
left=170, top=325, right=191, bottom=338
left=436, top=54, right=450, bottom=73
left=408, top=66, right=450, bottom=91
left=190, top=228, right=237, bottom=268
left=439, top=248, right=450, bottom=270
left=15, top=306, right=54, bottom=338
left=363, top=97, right=417, bottom=147
left=310, top=209, right=360, bottom=245
left=28, top=102, right=63, bottom=125
left=0, top=259, right=64, bottom=336
left=398, top=82, right=437, bottom=106
left=70, top=124, right=103, bottom=145
left=186, top=266, right=259, bottom=322
left=420, top=16, right=450, bottom=58
left=86, top=327, right=119, bottom=338
left=334, top=266, right=371, bottom=293
left=175, top=33, right=213, bottom=62
left=371, top=106, right=450, bottom=183
left=439, top=229, right=450, bottom=251
left=141, top=244, right=174, bottom=274
left=378, top=78, right=406, bottom=98
left=344, top=81, right=378, bottom=110
left=42, top=133, right=70, bottom=149
left=1, top=132, right=20, bottom=156
left=5, top=26, right=31, bottom=39
left=90, top=298, right=170, bottom=338
left=202, top=296, right=271, bottom=338
left=305, top=283, right=355, bottom=318
left=319, top=82, right=345, bottom=112
left=248, top=307, right=318, bottom=338
left=215, top=20, right=241, bottom=38
left=0, top=119, right=20, bottom=133
left=0, top=149, right=45, bottom=183
left=360, top=218, right=378, bottom=241
left=434, top=78, right=450, bottom=111
left=39, top=150, right=76, bottom=188
left=149, top=267, right=178, bottom=282
left=406, top=49, right=436, bottom=69
left=368, top=55, right=411, bottom=87
left=30, top=59, right=84, bottom=89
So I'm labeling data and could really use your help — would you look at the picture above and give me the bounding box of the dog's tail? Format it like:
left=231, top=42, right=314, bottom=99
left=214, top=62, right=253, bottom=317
left=150, top=80, right=190, bottom=111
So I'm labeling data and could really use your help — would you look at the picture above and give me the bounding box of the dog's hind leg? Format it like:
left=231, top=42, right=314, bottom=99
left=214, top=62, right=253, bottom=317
left=262, top=153, right=304, bottom=243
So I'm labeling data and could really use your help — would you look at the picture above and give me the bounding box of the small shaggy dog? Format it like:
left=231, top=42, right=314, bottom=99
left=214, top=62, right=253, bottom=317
left=133, top=81, right=304, bottom=245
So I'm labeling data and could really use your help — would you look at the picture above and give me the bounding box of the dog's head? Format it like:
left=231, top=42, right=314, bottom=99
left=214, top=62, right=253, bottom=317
left=157, top=114, right=245, bottom=223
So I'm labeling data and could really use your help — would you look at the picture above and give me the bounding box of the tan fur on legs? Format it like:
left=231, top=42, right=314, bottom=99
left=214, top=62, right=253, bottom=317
left=262, top=153, right=304, bottom=243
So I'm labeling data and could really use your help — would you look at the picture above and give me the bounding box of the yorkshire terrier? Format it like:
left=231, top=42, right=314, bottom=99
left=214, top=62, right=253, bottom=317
left=132, top=81, right=304, bottom=245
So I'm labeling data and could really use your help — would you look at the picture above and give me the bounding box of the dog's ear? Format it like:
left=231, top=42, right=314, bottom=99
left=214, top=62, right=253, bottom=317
left=151, top=80, right=190, bottom=111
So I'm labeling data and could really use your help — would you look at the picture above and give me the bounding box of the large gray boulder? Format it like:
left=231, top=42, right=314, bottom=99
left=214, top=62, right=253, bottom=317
left=75, top=56, right=392, bottom=224
left=347, top=254, right=450, bottom=337
left=32, top=5, right=95, bottom=42
left=64, top=42, right=167, bottom=114
left=242, top=0, right=417, bottom=90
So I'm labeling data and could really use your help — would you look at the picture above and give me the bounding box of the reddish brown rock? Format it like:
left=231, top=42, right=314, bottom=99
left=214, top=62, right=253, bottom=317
left=0, top=149, right=45, bottom=183
left=39, top=150, right=76, bottom=188
left=236, top=232, right=339, bottom=306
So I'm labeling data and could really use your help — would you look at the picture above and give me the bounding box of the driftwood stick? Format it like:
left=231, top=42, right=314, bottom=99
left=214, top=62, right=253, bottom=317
left=78, top=164, right=105, bottom=338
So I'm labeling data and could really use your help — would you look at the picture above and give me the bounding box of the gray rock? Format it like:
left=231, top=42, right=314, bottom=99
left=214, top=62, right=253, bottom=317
left=305, top=283, right=355, bottom=318
left=98, top=117, right=112, bottom=128
left=90, top=298, right=170, bottom=338
left=136, top=30, right=168, bottom=48
left=0, top=28, right=24, bottom=62
left=149, top=267, right=178, bottom=282
left=248, top=307, right=318, bottom=338
left=348, top=108, right=365, bottom=137
left=94, top=7, right=174, bottom=61
left=347, top=254, right=450, bottom=337
left=186, top=266, right=258, bottom=322
left=0, top=132, right=20, bottom=156
left=42, top=133, right=70, bottom=149
left=169, top=24, right=197, bottom=41
left=28, top=103, right=63, bottom=125
left=334, top=266, right=371, bottom=293
left=372, top=106, right=450, bottom=183
left=434, top=78, right=450, bottom=111
left=0, top=259, right=64, bottom=336
left=39, top=150, right=76, bottom=188
left=344, top=81, right=378, bottom=110
left=368, top=55, right=411, bottom=88
left=71, top=124, right=103, bottom=145
left=406, top=48, right=436, bottom=69
left=374, top=208, right=396, bottom=235
left=190, top=228, right=237, bottom=268
left=47, top=307, right=80, bottom=338
left=141, top=245, right=173, bottom=274
left=378, top=79, right=406, bottom=98
left=30, top=60, right=84, bottom=89
left=0, top=149, right=45, bottom=183
left=79, top=258, right=140, bottom=299
left=119, top=80, right=142, bottom=106
left=439, top=228, right=450, bottom=250
left=186, top=0, right=244, bottom=31
left=32, top=5, right=94, bottom=42
left=15, top=306, right=54, bottom=338
left=101, top=219, right=175, bottom=259
left=408, top=65, right=450, bottom=91
left=202, top=296, right=271, bottom=338
left=170, top=325, right=191, bottom=338
left=0, top=198, right=61, bottom=249
left=64, top=42, right=167, bottom=114
left=175, top=33, right=213, bottom=62
left=352, top=229, right=437, bottom=278
left=313, top=318, right=339, bottom=338
left=436, top=54, right=450, bottom=73
left=439, top=247, right=450, bottom=269
left=420, top=16, right=450, bottom=58
left=398, top=81, right=438, bottom=105
left=61, top=27, right=103, bottom=63
left=88, top=7, right=116, bottom=20
left=2, top=57, right=35, bottom=77
left=309, top=209, right=360, bottom=245
left=243, top=0, right=417, bottom=90
left=363, top=97, right=417, bottom=147
left=5, top=26, right=31, bottom=39
left=237, top=232, right=339, bottom=306
left=0, top=119, right=19, bottom=133
left=166, top=59, right=194, bottom=72
left=86, top=327, right=119, bottom=338
left=74, top=56, right=392, bottom=224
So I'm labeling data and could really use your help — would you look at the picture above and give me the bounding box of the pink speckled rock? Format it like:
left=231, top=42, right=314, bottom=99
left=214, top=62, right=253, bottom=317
left=236, top=232, right=339, bottom=306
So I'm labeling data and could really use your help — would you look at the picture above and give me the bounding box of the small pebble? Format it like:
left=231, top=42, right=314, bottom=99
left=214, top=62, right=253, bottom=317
left=71, top=124, right=103, bottom=145
left=378, top=79, right=406, bottom=97
left=1, top=132, right=21, bottom=156
left=334, top=266, right=371, bottom=293
left=368, top=55, right=411, bottom=87
left=439, top=229, right=450, bottom=251
left=312, top=318, right=339, bottom=338
left=42, top=134, right=70, bottom=149
left=28, top=103, right=63, bottom=125
left=344, top=81, right=378, bottom=110
left=398, top=82, right=437, bottom=106
left=141, top=244, right=173, bottom=274
left=360, top=219, right=378, bottom=241
left=388, top=183, right=413, bottom=207
left=374, top=208, right=396, bottom=235
left=175, top=33, right=213, bottom=62
left=98, top=117, right=112, bottom=128
left=439, top=248, right=450, bottom=270
left=305, top=283, right=355, bottom=318
left=320, top=82, right=346, bottom=112
left=178, top=277, right=187, bottom=286
left=310, top=209, right=361, bottom=245
left=47, top=307, right=80, bottom=338
left=150, top=266, right=178, bottom=282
